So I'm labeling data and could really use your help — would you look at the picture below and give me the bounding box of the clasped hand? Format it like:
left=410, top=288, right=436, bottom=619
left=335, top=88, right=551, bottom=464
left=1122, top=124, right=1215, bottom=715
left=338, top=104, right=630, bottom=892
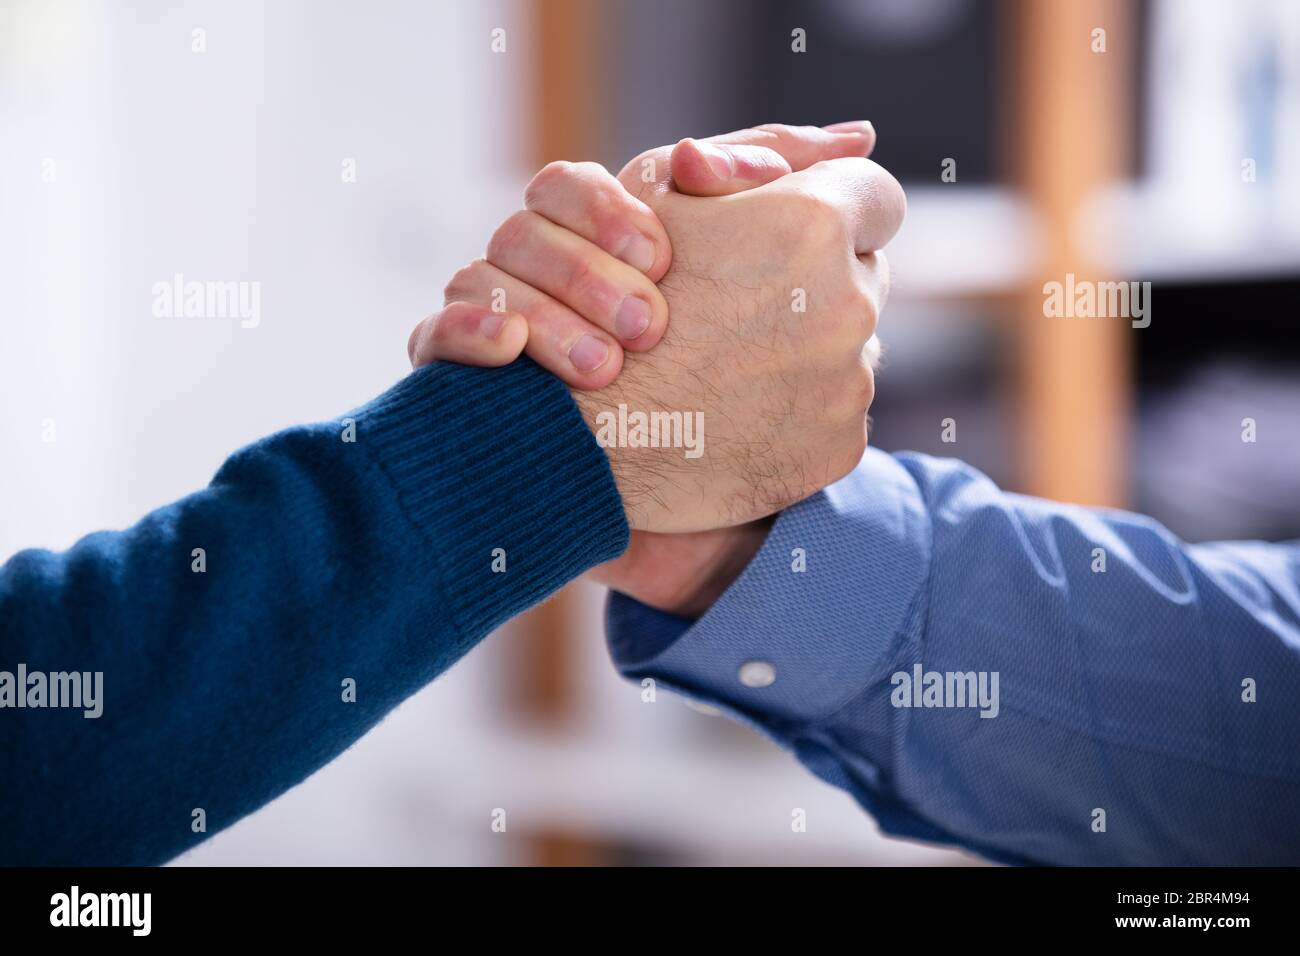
left=407, top=122, right=905, bottom=615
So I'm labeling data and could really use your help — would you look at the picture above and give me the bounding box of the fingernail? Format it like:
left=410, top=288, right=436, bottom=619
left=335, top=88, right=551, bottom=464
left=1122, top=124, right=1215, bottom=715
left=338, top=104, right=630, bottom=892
left=697, top=142, right=734, bottom=180
left=826, top=120, right=874, bottom=135
left=614, top=296, right=651, bottom=340
left=479, top=313, right=507, bottom=339
left=617, top=234, right=656, bottom=273
left=568, top=333, right=610, bottom=372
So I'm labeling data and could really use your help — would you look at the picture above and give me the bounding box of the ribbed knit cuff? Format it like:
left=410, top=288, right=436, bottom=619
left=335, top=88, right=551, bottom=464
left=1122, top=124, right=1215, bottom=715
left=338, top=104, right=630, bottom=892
left=356, top=358, right=629, bottom=638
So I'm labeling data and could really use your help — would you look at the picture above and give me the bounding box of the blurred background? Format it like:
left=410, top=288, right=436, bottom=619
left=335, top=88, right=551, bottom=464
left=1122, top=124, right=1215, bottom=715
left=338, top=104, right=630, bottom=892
left=2, top=0, right=1297, bottom=865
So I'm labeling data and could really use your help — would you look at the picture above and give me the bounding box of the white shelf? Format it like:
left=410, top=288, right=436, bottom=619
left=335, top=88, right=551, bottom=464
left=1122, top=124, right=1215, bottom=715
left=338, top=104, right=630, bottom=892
left=887, top=187, right=1042, bottom=299
left=1084, top=181, right=1300, bottom=282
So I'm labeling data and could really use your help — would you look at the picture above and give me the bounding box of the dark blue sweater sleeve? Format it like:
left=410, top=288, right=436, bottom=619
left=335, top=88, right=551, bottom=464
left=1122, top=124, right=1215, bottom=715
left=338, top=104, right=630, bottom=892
left=0, top=358, right=628, bottom=865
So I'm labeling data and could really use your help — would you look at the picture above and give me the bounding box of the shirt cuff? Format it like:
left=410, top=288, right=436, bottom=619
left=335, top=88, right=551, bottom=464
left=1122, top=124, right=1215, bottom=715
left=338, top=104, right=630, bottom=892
left=606, top=448, right=931, bottom=732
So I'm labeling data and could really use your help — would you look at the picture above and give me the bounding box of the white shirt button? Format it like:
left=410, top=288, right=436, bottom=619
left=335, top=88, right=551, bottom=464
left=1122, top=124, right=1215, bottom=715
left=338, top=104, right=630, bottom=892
left=738, top=660, right=776, bottom=688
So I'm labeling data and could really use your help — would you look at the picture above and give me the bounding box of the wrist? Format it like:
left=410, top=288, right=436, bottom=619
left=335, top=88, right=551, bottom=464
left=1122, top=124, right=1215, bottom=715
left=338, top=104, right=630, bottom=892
left=572, top=387, right=651, bottom=529
left=589, top=517, right=774, bottom=618
left=671, top=517, right=774, bottom=617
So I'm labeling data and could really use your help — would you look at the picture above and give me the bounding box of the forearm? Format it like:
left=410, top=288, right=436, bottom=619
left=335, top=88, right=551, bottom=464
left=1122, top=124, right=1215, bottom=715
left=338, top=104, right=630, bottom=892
left=0, top=358, right=627, bottom=865
left=606, top=449, right=1300, bottom=864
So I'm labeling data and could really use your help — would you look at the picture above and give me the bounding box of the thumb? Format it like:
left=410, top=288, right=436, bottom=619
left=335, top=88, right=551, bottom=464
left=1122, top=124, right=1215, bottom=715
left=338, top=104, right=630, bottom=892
left=669, top=139, right=793, bottom=196
left=408, top=302, right=528, bottom=370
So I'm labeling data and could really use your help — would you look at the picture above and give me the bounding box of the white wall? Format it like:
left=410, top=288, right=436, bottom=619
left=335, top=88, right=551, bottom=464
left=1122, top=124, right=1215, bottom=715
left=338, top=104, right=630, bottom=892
left=1, top=0, right=530, bottom=552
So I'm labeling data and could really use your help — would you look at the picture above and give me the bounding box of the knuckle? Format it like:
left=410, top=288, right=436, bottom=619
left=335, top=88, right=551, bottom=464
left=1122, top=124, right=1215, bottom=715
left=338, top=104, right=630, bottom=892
left=832, top=360, right=874, bottom=414
left=815, top=294, right=857, bottom=345
left=637, top=146, right=663, bottom=162
left=564, top=161, right=620, bottom=210
left=568, top=160, right=610, bottom=182
left=525, top=159, right=615, bottom=209
left=432, top=301, right=479, bottom=339
left=867, top=163, right=908, bottom=241
left=560, top=250, right=600, bottom=304
left=754, top=122, right=796, bottom=141
left=818, top=356, right=874, bottom=436
left=617, top=146, right=670, bottom=194
left=845, top=435, right=869, bottom=473
left=853, top=287, right=880, bottom=340
left=872, top=250, right=892, bottom=307
left=812, top=282, right=869, bottom=346
left=833, top=426, right=870, bottom=481
left=485, top=210, right=537, bottom=264
left=407, top=318, right=430, bottom=365
left=762, top=189, right=842, bottom=256
left=443, top=259, right=488, bottom=303
left=575, top=171, right=626, bottom=226
left=883, top=168, right=908, bottom=225
left=862, top=335, right=883, bottom=370
left=427, top=310, right=456, bottom=345
left=856, top=362, right=876, bottom=410
left=627, top=148, right=659, bottom=173
left=793, top=191, right=848, bottom=247
left=523, top=161, right=574, bottom=208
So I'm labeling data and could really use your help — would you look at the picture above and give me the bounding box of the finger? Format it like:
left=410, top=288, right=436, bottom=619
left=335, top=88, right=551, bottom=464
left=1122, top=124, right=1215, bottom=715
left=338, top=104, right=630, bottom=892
left=822, top=120, right=878, bottom=156
left=856, top=249, right=891, bottom=320
left=669, top=140, right=793, bottom=196
left=850, top=250, right=891, bottom=359
left=617, top=120, right=874, bottom=197
left=788, top=157, right=907, bottom=255
left=524, top=161, right=672, bottom=281
left=485, top=210, right=668, bottom=351
left=703, top=121, right=876, bottom=170
left=443, top=258, right=624, bottom=390
left=862, top=334, right=883, bottom=371
left=408, top=301, right=528, bottom=370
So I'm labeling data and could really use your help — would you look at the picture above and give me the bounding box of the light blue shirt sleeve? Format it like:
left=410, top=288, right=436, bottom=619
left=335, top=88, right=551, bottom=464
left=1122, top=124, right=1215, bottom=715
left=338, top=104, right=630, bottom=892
left=605, top=448, right=1300, bottom=865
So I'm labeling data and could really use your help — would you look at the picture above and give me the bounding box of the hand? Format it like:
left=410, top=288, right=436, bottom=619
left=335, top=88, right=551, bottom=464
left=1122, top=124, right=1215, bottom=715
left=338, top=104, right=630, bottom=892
left=412, top=122, right=901, bottom=613
left=408, top=162, right=674, bottom=389
left=407, top=121, right=879, bottom=389
left=581, top=126, right=901, bottom=533
left=586, top=123, right=901, bottom=613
